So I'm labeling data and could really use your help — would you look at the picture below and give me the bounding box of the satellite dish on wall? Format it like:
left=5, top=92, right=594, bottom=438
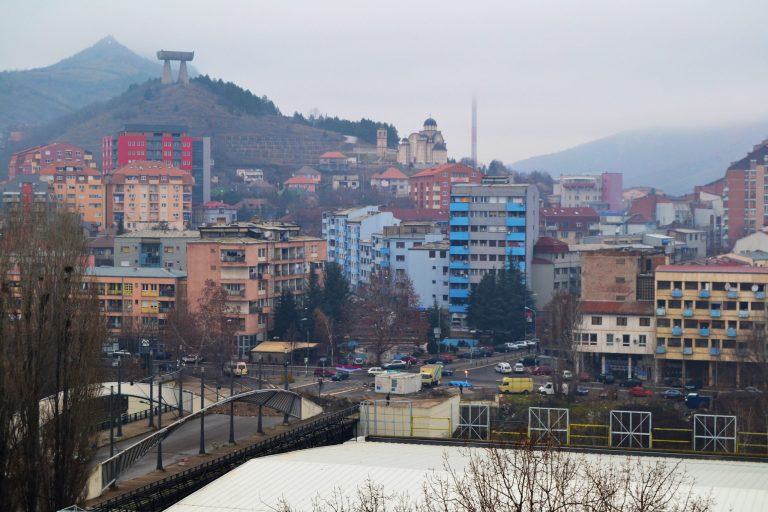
left=752, top=284, right=759, bottom=292
left=724, top=284, right=731, bottom=291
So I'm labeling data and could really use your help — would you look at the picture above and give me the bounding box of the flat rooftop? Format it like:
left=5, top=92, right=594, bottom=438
left=86, top=267, right=186, bottom=279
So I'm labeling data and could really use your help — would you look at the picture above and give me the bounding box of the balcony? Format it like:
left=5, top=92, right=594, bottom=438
left=710, top=309, right=721, bottom=318
left=141, top=290, right=159, bottom=297
left=506, top=217, right=526, bottom=227
left=682, top=347, right=694, bottom=356
left=449, top=275, right=469, bottom=284
left=682, top=308, right=693, bottom=317
left=709, top=347, right=721, bottom=357
left=106, top=288, right=123, bottom=296
left=449, top=260, right=470, bottom=270
left=225, top=289, right=245, bottom=297
left=727, top=290, right=738, bottom=299
left=379, top=247, right=390, bottom=255
left=656, top=307, right=666, bottom=316
left=506, top=247, right=525, bottom=256
left=726, top=327, right=737, bottom=337
left=449, top=202, right=469, bottom=212
left=699, top=328, right=710, bottom=336
left=655, top=346, right=667, bottom=355
left=506, top=232, right=526, bottom=242
left=450, top=216, right=469, bottom=226
left=449, top=288, right=470, bottom=299
left=671, top=326, right=683, bottom=336
left=449, top=304, right=468, bottom=314
left=738, top=310, right=749, bottom=319
left=449, top=246, right=469, bottom=256
left=507, top=203, right=526, bottom=212
left=671, top=289, right=683, bottom=298
left=698, top=290, right=711, bottom=299
left=449, top=231, right=469, bottom=241
left=141, top=307, right=158, bottom=314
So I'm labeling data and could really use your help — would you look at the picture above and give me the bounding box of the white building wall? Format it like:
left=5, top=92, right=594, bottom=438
left=406, top=247, right=449, bottom=309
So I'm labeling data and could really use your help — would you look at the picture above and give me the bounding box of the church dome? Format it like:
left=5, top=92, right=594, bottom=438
left=424, top=117, right=437, bottom=128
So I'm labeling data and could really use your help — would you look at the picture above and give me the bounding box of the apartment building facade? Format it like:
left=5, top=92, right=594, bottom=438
left=540, top=207, right=600, bottom=244
left=322, top=206, right=399, bottom=288
left=406, top=241, right=450, bottom=309
left=447, top=181, right=540, bottom=327
left=39, top=164, right=106, bottom=226
left=530, top=236, right=581, bottom=309
left=186, top=222, right=326, bottom=356
left=409, top=163, right=483, bottom=211
left=8, top=142, right=97, bottom=181
left=85, top=266, right=186, bottom=341
left=114, top=229, right=200, bottom=271
left=552, top=172, right=623, bottom=211
left=654, top=265, right=768, bottom=387
left=106, top=161, right=194, bottom=232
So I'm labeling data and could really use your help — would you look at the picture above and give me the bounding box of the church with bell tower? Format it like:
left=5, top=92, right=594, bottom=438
left=397, top=117, right=448, bottom=168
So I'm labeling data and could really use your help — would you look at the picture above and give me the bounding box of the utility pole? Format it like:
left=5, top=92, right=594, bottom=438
left=116, top=356, right=123, bottom=437
left=156, top=379, right=164, bottom=471
left=199, top=367, right=206, bottom=455
left=177, top=344, right=184, bottom=417
left=109, top=386, right=115, bottom=457
left=257, top=356, right=264, bottom=434
left=148, top=350, right=155, bottom=427
left=228, top=367, right=235, bottom=444
left=283, top=348, right=290, bottom=426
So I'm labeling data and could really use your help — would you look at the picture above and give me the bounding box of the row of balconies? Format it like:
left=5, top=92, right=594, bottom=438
left=655, top=345, right=751, bottom=359
left=657, top=307, right=753, bottom=319
left=667, top=288, right=765, bottom=300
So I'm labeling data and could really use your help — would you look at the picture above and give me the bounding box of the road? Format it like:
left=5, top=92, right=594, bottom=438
left=96, top=413, right=284, bottom=482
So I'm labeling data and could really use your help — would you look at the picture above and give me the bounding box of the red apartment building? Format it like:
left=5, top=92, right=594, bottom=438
left=540, top=207, right=600, bottom=244
left=8, top=142, right=97, bottom=180
left=722, top=140, right=768, bottom=248
left=102, top=124, right=195, bottom=174
left=408, top=163, right=483, bottom=211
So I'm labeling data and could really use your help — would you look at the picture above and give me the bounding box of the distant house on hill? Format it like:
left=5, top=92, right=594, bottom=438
left=371, top=167, right=409, bottom=197
left=319, top=151, right=350, bottom=171
left=295, top=165, right=322, bottom=183
left=284, top=175, right=318, bottom=193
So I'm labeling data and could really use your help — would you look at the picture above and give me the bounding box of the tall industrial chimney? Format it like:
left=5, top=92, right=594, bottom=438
left=471, top=96, right=477, bottom=170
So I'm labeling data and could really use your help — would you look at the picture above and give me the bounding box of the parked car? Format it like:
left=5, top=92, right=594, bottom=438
left=744, top=386, right=763, bottom=393
left=575, top=386, right=590, bottom=396
left=314, top=367, right=336, bottom=377
left=663, top=377, right=683, bottom=388
left=578, top=372, right=592, bottom=382
left=367, top=366, right=385, bottom=376
left=181, top=354, right=203, bottom=364
left=520, top=356, right=540, bottom=367
left=424, top=356, right=445, bottom=364
left=331, top=371, right=349, bottom=382
left=457, top=349, right=479, bottom=360
left=597, top=373, right=615, bottom=385
left=620, top=378, right=642, bottom=388
left=562, top=370, right=573, bottom=381
left=661, top=388, right=685, bottom=400
left=684, top=379, right=703, bottom=391
left=685, top=393, right=711, bottom=409
left=383, top=360, right=408, bottom=370
left=629, top=386, right=653, bottom=397
left=524, top=340, right=538, bottom=349
left=495, top=362, right=512, bottom=374
left=532, top=366, right=553, bottom=376
left=400, top=356, right=419, bottom=366
left=514, top=362, right=526, bottom=374
left=479, top=346, right=495, bottom=357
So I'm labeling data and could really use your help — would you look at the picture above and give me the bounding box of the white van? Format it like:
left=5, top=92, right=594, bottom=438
left=495, top=362, right=512, bottom=374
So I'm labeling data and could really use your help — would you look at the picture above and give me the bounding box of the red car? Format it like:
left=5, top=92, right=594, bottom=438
left=400, top=356, right=419, bottom=366
left=314, top=367, right=336, bottom=377
left=439, top=353, right=455, bottom=364
left=630, top=386, right=653, bottom=397
left=532, top=366, right=553, bottom=376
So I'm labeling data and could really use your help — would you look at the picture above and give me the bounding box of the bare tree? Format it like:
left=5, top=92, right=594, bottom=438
left=273, top=443, right=713, bottom=512
left=540, top=291, right=582, bottom=396
left=351, top=270, right=426, bottom=365
left=0, top=209, right=105, bottom=511
left=314, top=308, right=337, bottom=365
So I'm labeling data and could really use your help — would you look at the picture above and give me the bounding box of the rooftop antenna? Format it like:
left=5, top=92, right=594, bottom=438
left=471, top=95, right=477, bottom=170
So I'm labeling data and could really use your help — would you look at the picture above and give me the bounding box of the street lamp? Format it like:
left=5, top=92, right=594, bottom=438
left=283, top=347, right=290, bottom=426
left=116, top=354, right=123, bottom=437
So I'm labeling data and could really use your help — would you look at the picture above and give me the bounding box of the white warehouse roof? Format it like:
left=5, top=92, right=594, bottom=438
left=164, top=441, right=768, bottom=512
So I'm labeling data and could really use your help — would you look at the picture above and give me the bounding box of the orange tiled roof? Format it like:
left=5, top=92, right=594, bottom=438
left=320, top=151, right=346, bottom=159
left=410, top=163, right=479, bottom=178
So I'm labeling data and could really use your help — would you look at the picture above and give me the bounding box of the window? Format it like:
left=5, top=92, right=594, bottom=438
left=639, top=317, right=651, bottom=327
left=606, top=334, right=614, bottom=346
left=622, top=335, right=630, bottom=346
left=591, top=316, right=602, bottom=325
left=615, top=276, right=626, bottom=284
left=395, top=255, right=405, bottom=262
left=396, top=242, right=405, bottom=249
left=616, top=317, right=628, bottom=327
left=638, top=335, right=647, bottom=347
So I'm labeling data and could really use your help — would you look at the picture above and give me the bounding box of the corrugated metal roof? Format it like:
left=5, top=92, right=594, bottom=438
left=164, top=441, right=767, bottom=512
left=86, top=267, right=186, bottom=279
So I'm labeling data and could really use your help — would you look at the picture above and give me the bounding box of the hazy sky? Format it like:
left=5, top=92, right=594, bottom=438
left=2, top=0, right=768, bottom=164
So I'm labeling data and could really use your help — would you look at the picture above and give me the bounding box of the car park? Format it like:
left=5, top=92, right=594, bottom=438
left=314, top=367, right=336, bottom=377
left=513, top=362, right=525, bottom=373
left=660, top=388, right=684, bottom=400
left=619, top=378, right=642, bottom=388
left=629, top=386, right=653, bottom=397
left=331, top=371, right=349, bottom=382
left=532, top=366, right=553, bottom=376
left=495, top=362, right=512, bottom=374
left=367, top=366, right=385, bottom=376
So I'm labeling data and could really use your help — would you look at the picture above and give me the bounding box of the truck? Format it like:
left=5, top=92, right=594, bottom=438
left=538, top=382, right=568, bottom=395
left=420, top=364, right=443, bottom=387
left=498, top=377, right=534, bottom=395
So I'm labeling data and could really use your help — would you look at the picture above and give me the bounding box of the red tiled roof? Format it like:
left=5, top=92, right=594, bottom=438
left=534, top=236, right=570, bottom=253
left=201, top=201, right=234, bottom=209
left=540, top=207, right=599, bottom=218
left=532, top=257, right=553, bottom=265
left=656, top=265, right=768, bottom=274
left=410, top=163, right=480, bottom=178
left=382, top=207, right=449, bottom=222
left=319, top=151, right=347, bottom=159
left=579, top=301, right=654, bottom=315
left=284, top=176, right=318, bottom=185
left=373, top=167, right=409, bottom=180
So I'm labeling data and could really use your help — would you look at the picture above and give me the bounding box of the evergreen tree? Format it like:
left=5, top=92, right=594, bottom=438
left=467, top=267, right=533, bottom=343
left=272, top=290, right=298, bottom=340
left=303, top=269, right=323, bottom=336
left=322, top=262, right=351, bottom=324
